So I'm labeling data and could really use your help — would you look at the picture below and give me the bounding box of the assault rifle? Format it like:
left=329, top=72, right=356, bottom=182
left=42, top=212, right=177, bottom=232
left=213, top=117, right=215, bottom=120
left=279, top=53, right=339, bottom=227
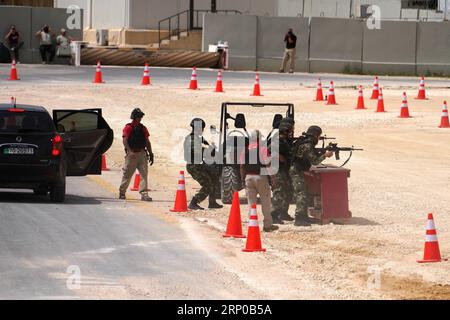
left=318, top=142, right=363, bottom=166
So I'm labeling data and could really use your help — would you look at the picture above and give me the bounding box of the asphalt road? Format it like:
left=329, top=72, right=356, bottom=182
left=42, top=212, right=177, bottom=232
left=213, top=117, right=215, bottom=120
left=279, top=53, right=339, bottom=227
left=1, top=63, right=450, bottom=87
left=0, top=176, right=251, bottom=299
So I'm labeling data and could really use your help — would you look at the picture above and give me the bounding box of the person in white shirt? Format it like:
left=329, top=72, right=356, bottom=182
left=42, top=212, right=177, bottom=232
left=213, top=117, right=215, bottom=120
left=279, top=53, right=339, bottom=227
left=35, top=25, right=55, bottom=64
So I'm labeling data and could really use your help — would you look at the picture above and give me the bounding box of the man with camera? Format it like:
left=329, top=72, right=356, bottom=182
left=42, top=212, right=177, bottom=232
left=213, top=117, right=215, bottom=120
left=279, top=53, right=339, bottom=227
left=279, top=28, right=297, bottom=74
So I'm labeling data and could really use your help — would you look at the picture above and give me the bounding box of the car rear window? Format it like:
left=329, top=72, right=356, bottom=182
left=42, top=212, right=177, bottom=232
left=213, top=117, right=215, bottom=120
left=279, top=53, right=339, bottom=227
left=0, top=110, right=55, bottom=133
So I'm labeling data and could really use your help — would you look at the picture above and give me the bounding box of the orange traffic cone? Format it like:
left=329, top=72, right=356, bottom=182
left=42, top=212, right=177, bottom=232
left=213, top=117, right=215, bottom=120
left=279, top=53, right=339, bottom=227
left=8, top=60, right=20, bottom=81
left=371, top=76, right=379, bottom=100
left=314, top=78, right=324, bottom=101
left=214, top=70, right=224, bottom=93
left=399, top=92, right=411, bottom=118
left=141, top=63, right=151, bottom=86
left=170, top=171, right=189, bottom=212
left=223, top=192, right=246, bottom=239
left=101, top=154, right=109, bottom=171
left=416, top=76, right=427, bottom=100
left=93, top=61, right=104, bottom=84
left=242, top=204, right=266, bottom=252
left=355, top=85, right=366, bottom=110
left=375, top=88, right=386, bottom=113
left=251, top=73, right=263, bottom=96
left=326, top=81, right=337, bottom=105
left=131, top=173, right=141, bottom=191
left=188, top=67, right=198, bottom=90
left=439, top=101, right=450, bottom=128
left=417, top=213, right=447, bottom=263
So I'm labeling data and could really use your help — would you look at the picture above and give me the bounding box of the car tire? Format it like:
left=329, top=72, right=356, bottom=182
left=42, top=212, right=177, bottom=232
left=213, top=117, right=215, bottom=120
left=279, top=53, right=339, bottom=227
left=221, top=165, right=242, bottom=204
left=33, top=188, right=48, bottom=196
left=50, top=181, right=66, bottom=203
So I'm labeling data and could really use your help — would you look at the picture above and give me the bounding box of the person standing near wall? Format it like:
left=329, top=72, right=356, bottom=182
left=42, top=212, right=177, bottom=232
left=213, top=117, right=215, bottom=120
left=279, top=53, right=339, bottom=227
left=4, top=25, right=21, bottom=63
left=279, top=28, right=297, bottom=74
left=35, top=25, right=55, bottom=64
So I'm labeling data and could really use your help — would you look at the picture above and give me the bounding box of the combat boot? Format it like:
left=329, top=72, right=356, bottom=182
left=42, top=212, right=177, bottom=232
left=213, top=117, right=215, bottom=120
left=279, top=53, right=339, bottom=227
left=280, top=212, right=294, bottom=222
left=208, top=200, right=223, bottom=209
left=271, top=213, right=284, bottom=225
left=188, top=199, right=205, bottom=211
left=294, top=215, right=311, bottom=227
left=141, top=194, right=153, bottom=202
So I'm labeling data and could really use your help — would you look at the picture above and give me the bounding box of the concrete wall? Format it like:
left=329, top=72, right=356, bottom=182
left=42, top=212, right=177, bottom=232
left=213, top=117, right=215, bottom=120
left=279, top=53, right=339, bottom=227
left=416, top=21, right=450, bottom=75
left=309, top=17, right=363, bottom=73
left=362, top=20, right=417, bottom=74
left=257, top=16, right=309, bottom=72
left=0, top=6, right=83, bottom=64
left=203, top=14, right=257, bottom=70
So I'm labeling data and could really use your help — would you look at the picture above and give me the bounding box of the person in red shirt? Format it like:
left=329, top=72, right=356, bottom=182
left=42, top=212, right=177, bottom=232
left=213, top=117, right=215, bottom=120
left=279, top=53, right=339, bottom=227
left=119, top=108, right=154, bottom=201
left=4, top=25, right=20, bottom=62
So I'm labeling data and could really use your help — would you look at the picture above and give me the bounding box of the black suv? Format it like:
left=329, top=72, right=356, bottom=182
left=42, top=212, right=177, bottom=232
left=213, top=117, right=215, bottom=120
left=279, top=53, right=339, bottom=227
left=0, top=102, right=114, bottom=202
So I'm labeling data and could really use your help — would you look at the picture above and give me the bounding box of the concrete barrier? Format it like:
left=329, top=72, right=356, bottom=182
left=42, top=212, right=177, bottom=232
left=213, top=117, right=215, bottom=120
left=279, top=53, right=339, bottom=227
left=362, top=21, right=417, bottom=75
left=203, top=14, right=257, bottom=70
left=256, top=16, right=309, bottom=72
left=309, top=17, right=363, bottom=73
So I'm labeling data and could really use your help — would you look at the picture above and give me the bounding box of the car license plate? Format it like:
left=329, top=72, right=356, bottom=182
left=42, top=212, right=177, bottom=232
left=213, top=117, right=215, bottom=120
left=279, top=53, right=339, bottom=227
left=3, top=147, right=35, bottom=155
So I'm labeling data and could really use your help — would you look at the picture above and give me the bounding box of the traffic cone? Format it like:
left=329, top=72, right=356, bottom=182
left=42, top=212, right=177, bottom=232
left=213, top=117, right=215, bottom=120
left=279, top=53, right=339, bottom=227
left=188, top=67, right=198, bottom=90
left=101, top=154, right=109, bottom=171
left=130, top=173, right=141, bottom=191
left=439, top=101, right=450, bottom=128
left=242, top=204, right=266, bottom=252
left=8, top=60, right=20, bottom=81
left=141, top=63, right=151, bottom=86
left=223, top=192, right=246, bottom=239
left=417, top=213, right=447, bottom=263
left=93, top=61, right=104, bottom=84
left=314, top=78, right=324, bottom=101
left=170, top=171, right=189, bottom=212
left=375, top=88, right=386, bottom=113
left=251, top=73, right=263, bottom=96
left=371, top=76, right=379, bottom=100
left=399, top=92, right=411, bottom=118
left=214, top=70, right=224, bottom=92
left=326, top=81, right=337, bottom=105
left=416, top=76, right=427, bottom=100
left=355, top=85, right=366, bottom=110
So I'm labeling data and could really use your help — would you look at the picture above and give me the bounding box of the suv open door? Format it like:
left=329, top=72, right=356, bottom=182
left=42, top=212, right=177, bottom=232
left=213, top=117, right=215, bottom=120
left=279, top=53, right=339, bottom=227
left=53, top=109, right=113, bottom=176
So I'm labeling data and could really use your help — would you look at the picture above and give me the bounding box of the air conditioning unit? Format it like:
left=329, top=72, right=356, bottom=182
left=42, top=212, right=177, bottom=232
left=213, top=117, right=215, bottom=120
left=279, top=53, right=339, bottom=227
left=96, top=29, right=108, bottom=46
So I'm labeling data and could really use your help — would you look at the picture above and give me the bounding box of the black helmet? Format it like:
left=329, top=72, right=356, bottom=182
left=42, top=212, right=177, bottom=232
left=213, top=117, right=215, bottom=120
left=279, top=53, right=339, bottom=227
left=278, top=118, right=295, bottom=134
left=306, top=125, right=322, bottom=137
left=190, top=118, right=206, bottom=130
left=130, top=108, right=145, bottom=120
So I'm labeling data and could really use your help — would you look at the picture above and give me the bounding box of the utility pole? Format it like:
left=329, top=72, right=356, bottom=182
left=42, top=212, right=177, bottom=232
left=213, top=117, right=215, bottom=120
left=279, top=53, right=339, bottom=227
left=190, top=0, right=194, bottom=30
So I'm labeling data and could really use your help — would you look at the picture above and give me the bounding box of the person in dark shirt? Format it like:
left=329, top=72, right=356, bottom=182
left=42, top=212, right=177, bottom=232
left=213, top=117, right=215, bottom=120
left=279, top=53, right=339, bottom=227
left=4, top=25, right=20, bottom=62
left=279, top=28, right=297, bottom=74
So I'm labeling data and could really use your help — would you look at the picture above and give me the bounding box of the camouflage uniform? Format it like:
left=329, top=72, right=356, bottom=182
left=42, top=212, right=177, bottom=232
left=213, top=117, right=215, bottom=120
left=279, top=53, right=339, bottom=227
left=184, top=133, right=217, bottom=204
left=290, top=139, right=326, bottom=220
left=270, top=135, right=293, bottom=218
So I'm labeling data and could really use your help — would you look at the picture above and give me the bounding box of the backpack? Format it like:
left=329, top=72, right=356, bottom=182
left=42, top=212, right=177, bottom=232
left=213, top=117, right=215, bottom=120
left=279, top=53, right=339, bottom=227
left=127, top=124, right=147, bottom=150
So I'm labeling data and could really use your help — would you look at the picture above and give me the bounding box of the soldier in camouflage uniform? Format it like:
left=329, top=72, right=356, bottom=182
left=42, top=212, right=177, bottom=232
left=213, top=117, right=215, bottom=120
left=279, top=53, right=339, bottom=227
left=270, top=118, right=295, bottom=225
left=184, top=118, right=223, bottom=211
left=290, top=126, right=334, bottom=226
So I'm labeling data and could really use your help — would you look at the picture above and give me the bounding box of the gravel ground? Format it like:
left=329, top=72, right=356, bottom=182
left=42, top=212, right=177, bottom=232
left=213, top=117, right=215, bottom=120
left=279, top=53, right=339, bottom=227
left=2, top=74, right=449, bottom=299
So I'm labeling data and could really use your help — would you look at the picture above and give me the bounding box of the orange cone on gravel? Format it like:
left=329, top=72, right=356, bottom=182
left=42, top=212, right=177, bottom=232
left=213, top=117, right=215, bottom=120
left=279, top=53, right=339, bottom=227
left=375, top=88, right=386, bottom=113
left=8, top=60, right=20, bottom=81
left=416, top=76, right=427, bottom=100
left=251, top=73, right=263, bottom=96
left=399, top=92, right=411, bottom=118
left=439, top=101, right=450, bottom=128
left=242, top=204, right=266, bottom=253
left=417, top=213, right=447, bottom=263
left=93, top=61, right=104, bottom=84
left=223, top=192, right=246, bottom=239
left=355, top=85, right=366, bottom=110
left=141, top=63, right=151, bottom=85
left=315, top=78, right=324, bottom=101
left=215, top=70, right=224, bottom=92
left=170, top=171, right=189, bottom=212
left=371, top=76, right=379, bottom=100
left=101, top=154, right=109, bottom=171
left=326, top=81, right=337, bottom=105
left=188, top=67, right=198, bottom=90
